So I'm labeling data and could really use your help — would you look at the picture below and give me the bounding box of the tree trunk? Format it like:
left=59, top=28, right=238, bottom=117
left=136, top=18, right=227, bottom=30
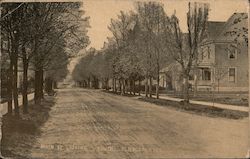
left=34, top=69, right=44, bottom=105
left=45, top=77, right=53, bottom=94
left=105, top=78, right=109, bottom=90
left=138, top=80, right=141, bottom=96
left=13, top=50, right=19, bottom=116
left=156, top=82, right=159, bottom=99
left=149, top=76, right=152, bottom=98
left=217, top=79, right=220, bottom=93
left=119, top=79, right=122, bottom=93
left=113, top=78, right=116, bottom=92
left=88, top=77, right=90, bottom=88
left=53, top=81, right=57, bottom=89
left=145, top=76, right=148, bottom=97
left=7, top=62, right=13, bottom=115
left=129, top=80, right=132, bottom=95
left=120, top=79, right=124, bottom=95
left=183, top=74, right=189, bottom=104
left=112, top=78, right=114, bottom=91
left=22, top=56, right=28, bottom=114
left=40, top=70, right=44, bottom=99
left=156, top=63, right=160, bottom=99
left=12, top=30, right=20, bottom=116
left=133, top=79, right=135, bottom=95
left=123, top=79, right=126, bottom=95
left=193, top=69, right=198, bottom=97
left=6, top=36, right=13, bottom=115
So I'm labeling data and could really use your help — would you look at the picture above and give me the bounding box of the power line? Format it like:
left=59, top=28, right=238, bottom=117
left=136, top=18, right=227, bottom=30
left=1, top=3, right=24, bottom=19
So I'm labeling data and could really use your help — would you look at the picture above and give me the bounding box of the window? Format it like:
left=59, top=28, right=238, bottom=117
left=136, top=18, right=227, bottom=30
left=207, top=46, right=210, bottom=59
left=229, top=68, right=236, bottom=82
left=201, top=68, right=211, bottom=81
left=228, top=48, right=237, bottom=59
left=201, top=48, right=204, bottom=60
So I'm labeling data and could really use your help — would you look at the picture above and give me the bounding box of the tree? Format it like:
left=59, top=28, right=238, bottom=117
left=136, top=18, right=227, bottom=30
left=136, top=2, right=169, bottom=98
left=101, top=38, right=119, bottom=92
left=136, top=2, right=156, bottom=98
left=166, top=2, right=209, bottom=103
left=108, top=11, right=136, bottom=95
left=1, top=3, right=24, bottom=115
left=26, top=2, right=89, bottom=105
left=126, top=25, right=144, bottom=95
left=212, top=64, right=228, bottom=93
left=186, top=2, right=209, bottom=100
left=17, top=3, right=37, bottom=113
left=72, top=48, right=95, bottom=88
left=1, top=2, right=90, bottom=114
left=44, top=51, right=69, bottom=94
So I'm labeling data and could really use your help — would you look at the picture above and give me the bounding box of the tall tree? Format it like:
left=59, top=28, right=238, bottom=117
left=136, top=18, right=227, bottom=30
left=108, top=11, right=136, bottom=95
left=166, top=2, right=209, bottom=103
left=1, top=2, right=90, bottom=113
left=187, top=2, right=209, bottom=97
left=136, top=2, right=168, bottom=98
left=26, top=2, right=89, bottom=105
left=1, top=3, right=23, bottom=115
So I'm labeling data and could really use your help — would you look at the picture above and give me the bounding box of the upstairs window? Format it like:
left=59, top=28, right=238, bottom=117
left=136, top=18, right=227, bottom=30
left=200, top=46, right=211, bottom=60
left=201, top=48, right=204, bottom=60
left=228, top=46, right=237, bottom=59
left=207, top=46, right=210, bottom=59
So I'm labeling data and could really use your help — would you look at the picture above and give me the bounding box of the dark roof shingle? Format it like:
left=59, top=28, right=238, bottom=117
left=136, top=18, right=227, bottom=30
left=207, top=21, right=226, bottom=40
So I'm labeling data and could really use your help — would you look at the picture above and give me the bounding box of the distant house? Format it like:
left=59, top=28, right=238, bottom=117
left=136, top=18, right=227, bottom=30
left=160, top=13, right=248, bottom=92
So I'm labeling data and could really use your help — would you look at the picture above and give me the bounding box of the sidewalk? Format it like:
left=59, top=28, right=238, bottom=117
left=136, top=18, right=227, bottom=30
left=0, top=93, right=34, bottom=116
left=140, top=93, right=249, bottom=112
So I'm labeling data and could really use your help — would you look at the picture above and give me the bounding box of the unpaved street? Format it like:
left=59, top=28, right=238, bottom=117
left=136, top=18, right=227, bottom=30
left=30, top=88, right=248, bottom=158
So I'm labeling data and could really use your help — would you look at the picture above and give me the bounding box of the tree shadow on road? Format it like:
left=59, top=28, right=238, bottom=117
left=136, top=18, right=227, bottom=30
left=1, top=96, right=55, bottom=159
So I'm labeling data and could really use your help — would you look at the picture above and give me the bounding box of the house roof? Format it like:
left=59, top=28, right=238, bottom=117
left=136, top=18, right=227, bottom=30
left=208, top=13, right=248, bottom=42
left=207, top=21, right=226, bottom=40
left=216, top=12, right=248, bottom=42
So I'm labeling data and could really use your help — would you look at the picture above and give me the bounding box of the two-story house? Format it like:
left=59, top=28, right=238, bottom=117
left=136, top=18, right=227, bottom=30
left=160, top=13, right=248, bottom=92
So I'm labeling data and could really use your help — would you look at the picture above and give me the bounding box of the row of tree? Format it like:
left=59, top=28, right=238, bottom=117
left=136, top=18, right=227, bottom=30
left=1, top=2, right=90, bottom=115
left=72, top=2, right=209, bottom=103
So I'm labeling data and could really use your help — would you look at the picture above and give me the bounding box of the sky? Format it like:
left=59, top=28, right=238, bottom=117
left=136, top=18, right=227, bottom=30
left=83, top=0, right=248, bottom=50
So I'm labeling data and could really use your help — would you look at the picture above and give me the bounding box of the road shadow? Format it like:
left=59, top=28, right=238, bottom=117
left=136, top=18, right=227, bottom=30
left=1, top=96, right=55, bottom=158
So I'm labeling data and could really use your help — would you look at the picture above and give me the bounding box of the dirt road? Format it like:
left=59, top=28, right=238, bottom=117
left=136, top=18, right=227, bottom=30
left=30, top=88, right=248, bottom=158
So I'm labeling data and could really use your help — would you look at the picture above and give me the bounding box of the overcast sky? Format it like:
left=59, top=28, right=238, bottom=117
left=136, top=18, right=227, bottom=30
left=83, top=0, right=248, bottom=50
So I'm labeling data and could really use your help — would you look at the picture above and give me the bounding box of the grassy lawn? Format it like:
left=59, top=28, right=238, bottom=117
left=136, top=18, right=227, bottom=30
left=160, top=90, right=249, bottom=106
left=103, top=90, right=248, bottom=119
left=1, top=96, right=55, bottom=158
left=139, top=97, right=248, bottom=120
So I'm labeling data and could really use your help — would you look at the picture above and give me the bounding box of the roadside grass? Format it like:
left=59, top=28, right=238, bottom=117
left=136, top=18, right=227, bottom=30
left=162, top=91, right=249, bottom=107
left=139, top=97, right=248, bottom=120
left=102, top=90, right=248, bottom=119
left=1, top=95, right=55, bottom=158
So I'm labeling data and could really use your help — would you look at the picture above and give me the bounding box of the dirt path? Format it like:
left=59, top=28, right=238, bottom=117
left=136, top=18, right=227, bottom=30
left=29, top=88, right=248, bottom=158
